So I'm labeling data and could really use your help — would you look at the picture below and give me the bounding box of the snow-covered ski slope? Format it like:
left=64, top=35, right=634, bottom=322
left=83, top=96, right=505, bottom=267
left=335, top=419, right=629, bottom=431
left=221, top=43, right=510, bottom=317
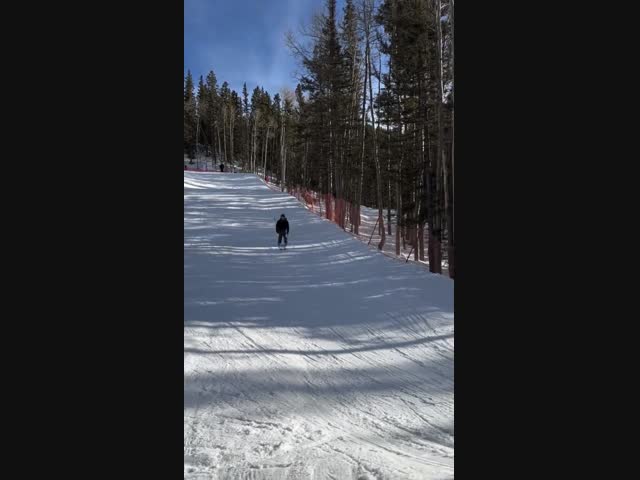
left=184, top=172, right=454, bottom=480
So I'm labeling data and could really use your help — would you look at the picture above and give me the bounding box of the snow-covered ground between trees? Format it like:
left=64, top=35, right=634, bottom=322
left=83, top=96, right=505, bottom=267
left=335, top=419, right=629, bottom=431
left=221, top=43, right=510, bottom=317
left=184, top=172, right=454, bottom=479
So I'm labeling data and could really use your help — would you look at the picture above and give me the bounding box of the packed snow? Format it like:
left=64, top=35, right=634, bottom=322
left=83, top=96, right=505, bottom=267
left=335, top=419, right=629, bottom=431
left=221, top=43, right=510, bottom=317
left=184, top=172, right=454, bottom=479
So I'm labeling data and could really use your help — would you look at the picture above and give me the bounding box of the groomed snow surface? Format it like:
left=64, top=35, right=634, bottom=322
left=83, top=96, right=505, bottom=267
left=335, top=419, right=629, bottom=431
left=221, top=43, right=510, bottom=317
left=184, top=172, right=454, bottom=480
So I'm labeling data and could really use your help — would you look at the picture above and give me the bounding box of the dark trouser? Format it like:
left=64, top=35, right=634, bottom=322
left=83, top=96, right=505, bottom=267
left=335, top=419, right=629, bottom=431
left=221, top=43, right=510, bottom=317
left=278, top=233, right=288, bottom=246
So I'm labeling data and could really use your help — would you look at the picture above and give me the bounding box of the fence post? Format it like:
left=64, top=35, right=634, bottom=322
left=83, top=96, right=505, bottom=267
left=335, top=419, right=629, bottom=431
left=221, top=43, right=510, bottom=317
left=368, top=216, right=380, bottom=246
left=406, top=245, right=414, bottom=263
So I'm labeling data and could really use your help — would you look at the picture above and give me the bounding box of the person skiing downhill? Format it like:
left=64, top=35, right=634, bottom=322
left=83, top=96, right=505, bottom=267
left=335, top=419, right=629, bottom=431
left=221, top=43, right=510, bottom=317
left=276, top=214, right=289, bottom=249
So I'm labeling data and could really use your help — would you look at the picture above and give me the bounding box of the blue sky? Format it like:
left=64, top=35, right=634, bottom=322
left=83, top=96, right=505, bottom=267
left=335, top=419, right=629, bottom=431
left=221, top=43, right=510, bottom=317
left=185, top=0, right=345, bottom=97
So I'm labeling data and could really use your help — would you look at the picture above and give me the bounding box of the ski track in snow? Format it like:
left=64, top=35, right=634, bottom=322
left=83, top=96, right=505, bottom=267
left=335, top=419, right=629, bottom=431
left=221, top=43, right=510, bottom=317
left=184, top=172, right=454, bottom=480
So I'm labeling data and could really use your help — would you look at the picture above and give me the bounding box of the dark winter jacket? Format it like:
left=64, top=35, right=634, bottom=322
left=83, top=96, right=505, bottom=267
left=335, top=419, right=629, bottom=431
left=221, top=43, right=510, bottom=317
left=276, top=218, right=289, bottom=235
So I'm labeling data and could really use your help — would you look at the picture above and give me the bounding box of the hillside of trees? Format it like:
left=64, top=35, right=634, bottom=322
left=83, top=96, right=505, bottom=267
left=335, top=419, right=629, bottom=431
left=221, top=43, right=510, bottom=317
left=184, top=0, right=453, bottom=278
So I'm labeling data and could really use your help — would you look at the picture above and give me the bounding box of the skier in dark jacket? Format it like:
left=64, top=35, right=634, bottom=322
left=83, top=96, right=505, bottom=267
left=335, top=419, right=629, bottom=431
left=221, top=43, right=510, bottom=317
left=276, top=214, right=289, bottom=248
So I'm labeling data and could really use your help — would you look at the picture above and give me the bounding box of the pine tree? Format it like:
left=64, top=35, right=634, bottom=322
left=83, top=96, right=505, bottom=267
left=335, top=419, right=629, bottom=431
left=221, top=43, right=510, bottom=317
left=184, top=70, right=197, bottom=160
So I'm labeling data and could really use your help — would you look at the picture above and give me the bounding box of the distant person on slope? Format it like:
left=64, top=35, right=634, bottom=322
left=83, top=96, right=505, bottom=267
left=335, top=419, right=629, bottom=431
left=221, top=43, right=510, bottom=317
left=276, top=214, right=289, bottom=249
left=219, top=163, right=225, bottom=172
